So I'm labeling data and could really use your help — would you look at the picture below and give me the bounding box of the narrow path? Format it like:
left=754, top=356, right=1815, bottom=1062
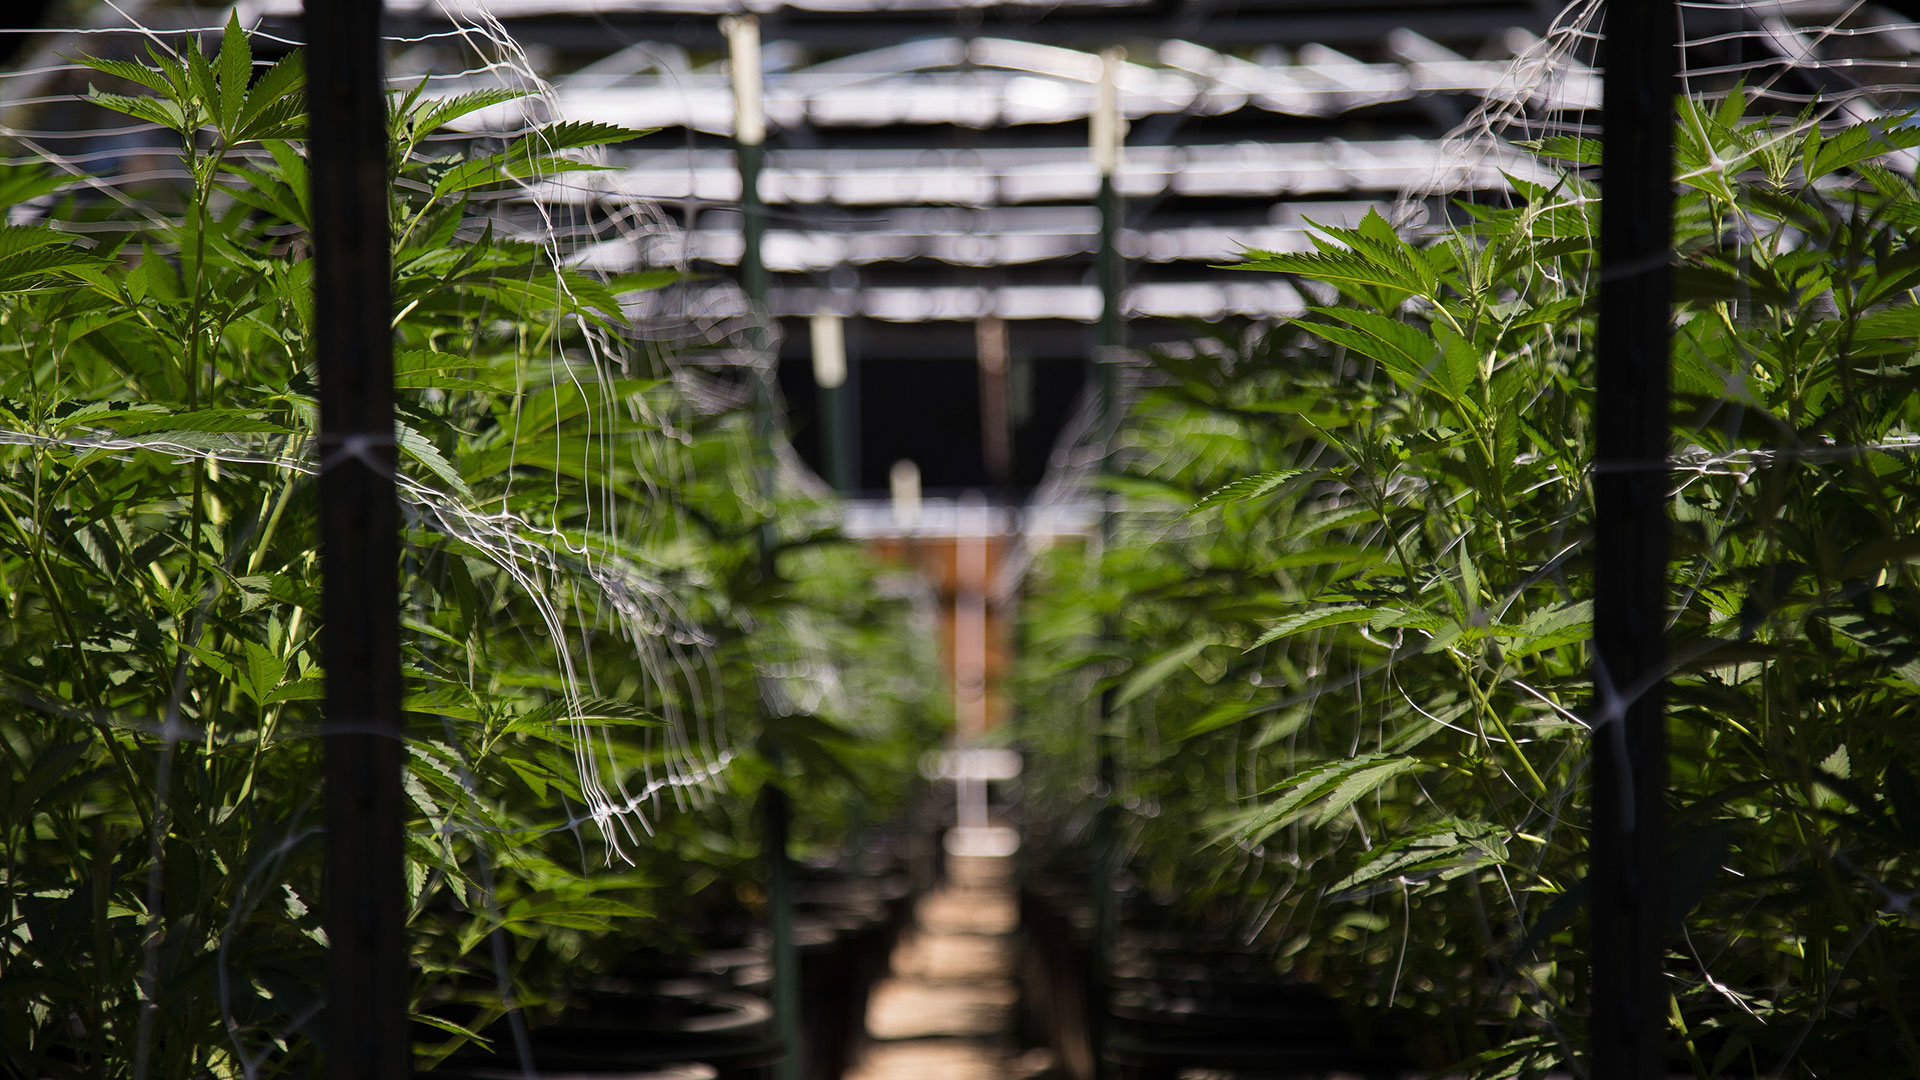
left=843, top=852, right=1024, bottom=1080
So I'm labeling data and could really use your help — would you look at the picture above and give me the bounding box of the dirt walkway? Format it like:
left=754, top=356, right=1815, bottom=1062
left=843, top=852, right=1025, bottom=1080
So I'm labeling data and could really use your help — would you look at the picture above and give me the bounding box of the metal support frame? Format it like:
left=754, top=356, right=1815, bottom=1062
left=818, top=368, right=853, bottom=491
left=977, top=316, right=1013, bottom=487
left=1591, top=3, right=1676, bottom=1077
left=739, top=136, right=768, bottom=315
left=264, top=7, right=1552, bottom=55
left=308, top=1, right=409, bottom=1077
left=727, top=16, right=802, bottom=1080
left=762, top=784, right=800, bottom=1080
left=813, top=309, right=856, bottom=491
left=1086, top=46, right=1127, bottom=1080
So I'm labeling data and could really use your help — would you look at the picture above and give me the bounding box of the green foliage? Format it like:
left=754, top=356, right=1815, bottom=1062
left=2, top=19, right=941, bottom=1078
left=1018, top=98, right=1920, bottom=1075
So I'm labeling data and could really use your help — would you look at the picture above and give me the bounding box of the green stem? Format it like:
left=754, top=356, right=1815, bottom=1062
left=90, top=818, right=111, bottom=1072
left=1450, top=649, right=1549, bottom=798
left=4, top=452, right=152, bottom=832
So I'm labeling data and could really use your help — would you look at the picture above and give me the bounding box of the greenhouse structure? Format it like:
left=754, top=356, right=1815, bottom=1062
left=7, top=0, right=1920, bottom=1077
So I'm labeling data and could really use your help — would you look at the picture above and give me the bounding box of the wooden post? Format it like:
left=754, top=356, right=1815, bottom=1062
left=306, top=1, right=409, bottom=1078
left=1591, top=3, right=1675, bottom=1077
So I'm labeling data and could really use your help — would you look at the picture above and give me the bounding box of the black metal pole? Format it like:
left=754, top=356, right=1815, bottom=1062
left=308, top=3, right=408, bottom=1078
left=740, top=137, right=768, bottom=313
left=1590, top=3, right=1675, bottom=1077
left=762, top=783, right=801, bottom=1080
left=1088, top=48, right=1125, bottom=1080
left=814, top=310, right=856, bottom=492
left=977, top=316, right=1012, bottom=487
left=820, top=367, right=853, bottom=490
left=725, top=18, right=801, bottom=1080
left=1095, top=175, right=1124, bottom=368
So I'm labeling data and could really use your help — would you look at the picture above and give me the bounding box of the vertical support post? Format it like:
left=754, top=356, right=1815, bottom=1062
left=811, top=308, right=855, bottom=491
left=1092, top=46, right=1127, bottom=389
left=762, top=783, right=801, bottom=1080
left=724, top=13, right=775, bottom=496
left=726, top=17, right=801, bottom=1080
left=1591, top=4, right=1675, bottom=1078
left=726, top=14, right=768, bottom=312
left=1087, top=46, right=1127, bottom=1080
left=1085, top=719, right=1116, bottom=1080
left=955, top=493, right=992, bottom=833
left=977, top=316, right=1013, bottom=487
left=890, top=459, right=922, bottom=529
left=307, top=2, right=408, bottom=1078
left=723, top=8, right=770, bottom=527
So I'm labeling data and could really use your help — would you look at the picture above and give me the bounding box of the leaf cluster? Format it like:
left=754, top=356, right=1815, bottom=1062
left=1016, top=93, right=1920, bottom=1076
left=2, top=20, right=943, bottom=1078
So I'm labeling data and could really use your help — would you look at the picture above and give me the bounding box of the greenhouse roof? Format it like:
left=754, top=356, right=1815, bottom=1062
left=432, top=34, right=1597, bottom=133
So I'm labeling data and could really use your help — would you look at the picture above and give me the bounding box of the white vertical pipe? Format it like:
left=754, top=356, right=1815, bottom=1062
left=955, top=493, right=991, bottom=830
left=889, top=459, right=921, bottom=530
left=810, top=308, right=846, bottom=389
left=1092, top=47, right=1126, bottom=177
left=721, top=15, right=764, bottom=147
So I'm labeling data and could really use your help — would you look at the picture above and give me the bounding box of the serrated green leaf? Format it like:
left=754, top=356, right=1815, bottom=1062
left=0, top=226, right=77, bottom=262
left=1501, top=600, right=1593, bottom=659
left=1808, top=119, right=1920, bottom=181
left=1215, top=753, right=1421, bottom=845
left=394, top=350, right=507, bottom=393
left=1293, top=310, right=1434, bottom=393
left=112, top=409, right=289, bottom=437
left=82, top=88, right=192, bottom=132
left=410, top=88, right=530, bottom=138
left=1183, top=470, right=1303, bottom=517
left=1231, top=248, right=1424, bottom=296
left=398, top=422, right=472, bottom=501
left=1247, top=605, right=1376, bottom=650
left=216, top=13, right=251, bottom=134
left=234, top=53, right=305, bottom=142
left=1174, top=699, right=1269, bottom=741
left=243, top=640, right=286, bottom=705
left=519, top=121, right=652, bottom=155
left=1311, top=755, right=1425, bottom=826
left=1113, top=639, right=1213, bottom=708
left=65, top=53, right=173, bottom=97
left=0, top=163, right=71, bottom=211
left=505, top=697, right=665, bottom=737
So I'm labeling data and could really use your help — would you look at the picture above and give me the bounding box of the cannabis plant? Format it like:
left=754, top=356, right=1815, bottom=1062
left=0, top=19, right=941, bottom=1077
left=1017, top=92, right=1920, bottom=1077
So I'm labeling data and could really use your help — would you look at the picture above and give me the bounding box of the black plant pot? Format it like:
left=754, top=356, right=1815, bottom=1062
left=439, top=979, right=780, bottom=1080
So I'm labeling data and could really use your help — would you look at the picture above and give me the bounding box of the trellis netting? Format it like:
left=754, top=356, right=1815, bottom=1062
left=0, top=6, right=943, bottom=1076
left=1011, top=0, right=1920, bottom=1075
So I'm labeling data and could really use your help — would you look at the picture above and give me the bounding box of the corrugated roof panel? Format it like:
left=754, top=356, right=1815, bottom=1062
left=432, top=36, right=1598, bottom=137
left=535, top=139, right=1534, bottom=209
